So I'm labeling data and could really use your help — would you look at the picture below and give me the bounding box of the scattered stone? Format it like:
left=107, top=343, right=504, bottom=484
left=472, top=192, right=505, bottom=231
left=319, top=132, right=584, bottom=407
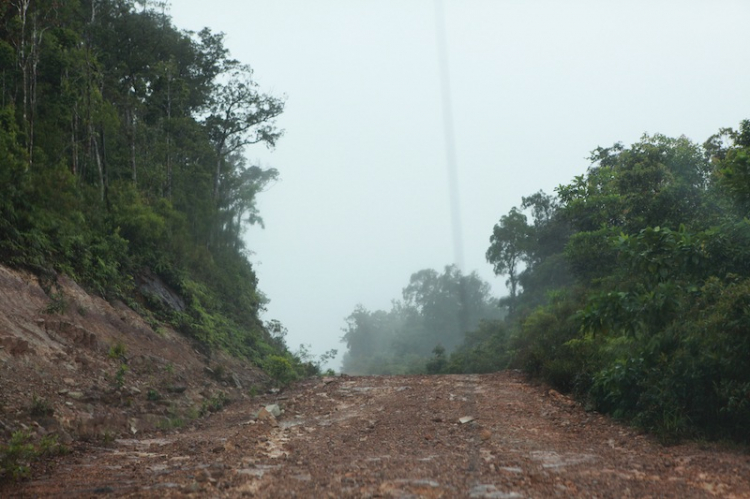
left=232, top=373, right=243, bottom=389
left=195, top=469, right=212, bottom=482
left=58, top=430, right=74, bottom=445
left=184, top=482, right=200, bottom=493
left=548, top=389, right=576, bottom=408
left=459, top=416, right=475, bottom=424
left=256, top=407, right=278, bottom=426
left=480, top=429, right=492, bottom=441
left=68, top=391, right=85, bottom=400
left=498, top=466, right=523, bottom=474
left=265, top=404, right=282, bottom=417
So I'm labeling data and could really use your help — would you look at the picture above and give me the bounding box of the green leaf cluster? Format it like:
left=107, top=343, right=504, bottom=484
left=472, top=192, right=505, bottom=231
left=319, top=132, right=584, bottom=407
left=478, top=123, right=750, bottom=442
left=0, top=1, right=293, bottom=369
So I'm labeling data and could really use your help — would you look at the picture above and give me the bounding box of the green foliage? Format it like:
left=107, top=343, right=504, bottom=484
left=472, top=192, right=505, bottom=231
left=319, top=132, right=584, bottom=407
left=0, top=432, right=36, bottom=481
left=114, top=364, right=128, bottom=389
left=293, top=343, right=338, bottom=377
left=0, top=0, right=290, bottom=376
left=486, top=207, right=533, bottom=311
left=425, top=345, right=447, bottom=374
left=477, top=124, right=750, bottom=443
left=42, top=290, right=68, bottom=315
left=200, top=391, right=230, bottom=415
left=157, top=415, right=185, bottom=430
left=263, top=355, right=299, bottom=385
left=29, top=395, right=54, bottom=418
left=439, top=320, right=511, bottom=374
left=108, top=341, right=127, bottom=362
left=341, top=266, right=503, bottom=375
left=0, top=431, right=67, bottom=482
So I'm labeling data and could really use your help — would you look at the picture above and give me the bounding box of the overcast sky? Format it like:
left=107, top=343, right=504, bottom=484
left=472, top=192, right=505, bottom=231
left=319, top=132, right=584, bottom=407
left=170, top=0, right=750, bottom=369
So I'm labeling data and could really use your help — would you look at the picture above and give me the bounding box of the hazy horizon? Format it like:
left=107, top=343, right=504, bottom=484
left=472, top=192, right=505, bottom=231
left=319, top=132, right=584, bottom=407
left=169, top=0, right=750, bottom=369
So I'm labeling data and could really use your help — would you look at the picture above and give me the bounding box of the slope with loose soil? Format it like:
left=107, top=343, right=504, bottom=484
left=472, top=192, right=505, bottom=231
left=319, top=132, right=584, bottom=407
left=0, top=263, right=269, bottom=470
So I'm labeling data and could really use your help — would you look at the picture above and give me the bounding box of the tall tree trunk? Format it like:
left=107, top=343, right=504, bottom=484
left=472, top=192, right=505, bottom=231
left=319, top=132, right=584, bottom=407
left=213, top=154, right=222, bottom=201
left=14, top=0, right=46, bottom=167
left=165, top=71, right=172, bottom=198
left=91, top=123, right=105, bottom=202
left=71, top=107, right=78, bottom=177
left=15, top=0, right=30, bottom=164
left=126, top=107, right=137, bottom=185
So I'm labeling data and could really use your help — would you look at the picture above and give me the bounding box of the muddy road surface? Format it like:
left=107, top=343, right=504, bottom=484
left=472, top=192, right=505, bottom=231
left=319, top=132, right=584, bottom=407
left=7, top=372, right=750, bottom=498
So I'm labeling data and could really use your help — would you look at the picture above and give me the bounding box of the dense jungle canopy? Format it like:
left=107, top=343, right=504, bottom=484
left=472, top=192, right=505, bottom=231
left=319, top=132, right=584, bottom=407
left=0, top=0, right=323, bottom=379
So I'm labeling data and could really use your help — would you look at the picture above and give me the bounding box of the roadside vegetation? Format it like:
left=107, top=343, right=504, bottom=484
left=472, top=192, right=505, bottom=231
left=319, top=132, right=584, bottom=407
left=343, top=124, right=750, bottom=443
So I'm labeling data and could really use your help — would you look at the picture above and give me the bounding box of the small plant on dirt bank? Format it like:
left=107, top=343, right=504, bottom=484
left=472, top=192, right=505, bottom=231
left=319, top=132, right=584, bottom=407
left=0, top=431, right=36, bottom=481
left=263, top=355, right=298, bottom=386
left=42, top=291, right=68, bottom=315
left=108, top=341, right=127, bottom=361
left=157, top=407, right=185, bottom=430
left=29, top=395, right=54, bottom=417
left=0, top=432, right=68, bottom=482
left=200, top=391, right=230, bottom=416
left=114, top=364, right=128, bottom=389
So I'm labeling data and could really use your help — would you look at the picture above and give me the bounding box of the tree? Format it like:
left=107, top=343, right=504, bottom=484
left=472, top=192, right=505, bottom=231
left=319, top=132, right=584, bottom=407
left=714, top=119, right=750, bottom=213
left=486, top=207, right=532, bottom=313
left=403, top=265, right=499, bottom=351
left=204, top=64, right=284, bottom=202
left=340, top=266, right=502, bottom=374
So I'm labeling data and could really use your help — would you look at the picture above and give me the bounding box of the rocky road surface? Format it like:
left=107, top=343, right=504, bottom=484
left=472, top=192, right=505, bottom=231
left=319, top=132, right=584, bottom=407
left=7, top=371, right=750, bottom=498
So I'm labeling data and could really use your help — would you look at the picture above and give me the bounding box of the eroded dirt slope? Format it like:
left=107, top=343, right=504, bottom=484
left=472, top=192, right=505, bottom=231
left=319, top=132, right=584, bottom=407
left=7, top=372, right=750, bottom=498
left=0, top=263, right=267, bottom=457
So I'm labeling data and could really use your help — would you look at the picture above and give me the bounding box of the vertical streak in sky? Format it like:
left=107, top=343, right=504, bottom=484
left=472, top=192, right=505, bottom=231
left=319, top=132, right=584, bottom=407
left=433, top=0, right=465, bottom=271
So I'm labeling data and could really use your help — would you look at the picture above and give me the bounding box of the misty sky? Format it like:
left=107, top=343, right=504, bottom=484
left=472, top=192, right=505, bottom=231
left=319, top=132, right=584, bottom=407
left=169, top=1, right=750, bottom=369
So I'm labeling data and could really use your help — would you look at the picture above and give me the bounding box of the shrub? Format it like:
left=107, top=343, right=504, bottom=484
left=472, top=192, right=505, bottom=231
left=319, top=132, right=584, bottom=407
left=263, top=355, right=298, bottom=385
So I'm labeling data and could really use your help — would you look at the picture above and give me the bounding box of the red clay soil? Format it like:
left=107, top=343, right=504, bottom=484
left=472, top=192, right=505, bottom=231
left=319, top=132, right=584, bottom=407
left=6, top=371, right=750, bottom=498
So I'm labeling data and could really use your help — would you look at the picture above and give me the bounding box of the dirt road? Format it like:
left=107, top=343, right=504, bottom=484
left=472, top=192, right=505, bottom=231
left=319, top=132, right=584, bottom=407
left=7, top=371, right=750, bottom=498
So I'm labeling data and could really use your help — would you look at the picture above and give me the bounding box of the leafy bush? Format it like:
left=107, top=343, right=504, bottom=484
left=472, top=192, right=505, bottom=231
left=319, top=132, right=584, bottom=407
left=0, top=432, right=36, bottom=481
left=263, top=355, right=299, bottom=385
left=0, top=432, right=67, bottom=482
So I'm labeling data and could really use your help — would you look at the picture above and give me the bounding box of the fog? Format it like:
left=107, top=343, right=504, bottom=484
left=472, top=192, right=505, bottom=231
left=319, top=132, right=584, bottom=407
left=169, top=1, right=750, bottom=369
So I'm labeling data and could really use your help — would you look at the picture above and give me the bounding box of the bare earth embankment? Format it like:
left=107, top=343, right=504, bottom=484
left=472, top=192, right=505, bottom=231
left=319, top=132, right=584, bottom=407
left=7, top=371, right=750, bottom=498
